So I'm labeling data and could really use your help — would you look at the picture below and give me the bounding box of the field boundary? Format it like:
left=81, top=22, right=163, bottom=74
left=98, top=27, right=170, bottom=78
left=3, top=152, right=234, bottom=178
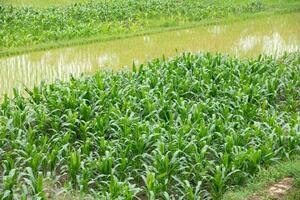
left=0, top=8, right=299, bottom=58
left=223, top=159, right=300, bottom=200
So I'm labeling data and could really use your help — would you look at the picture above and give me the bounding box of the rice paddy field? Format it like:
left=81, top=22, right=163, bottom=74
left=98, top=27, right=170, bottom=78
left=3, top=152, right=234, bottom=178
left=0, top=0, right=300, bottom=200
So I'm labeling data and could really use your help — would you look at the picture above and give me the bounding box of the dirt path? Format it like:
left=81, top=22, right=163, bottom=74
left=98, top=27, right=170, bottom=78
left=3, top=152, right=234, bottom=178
left=249, top=177, right=294, bottom=200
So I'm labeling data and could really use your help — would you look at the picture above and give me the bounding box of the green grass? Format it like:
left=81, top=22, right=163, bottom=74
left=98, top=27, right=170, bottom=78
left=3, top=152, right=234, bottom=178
left=285, top=186, right=300, bottom=200
left=223, top=159, right=300, bottom=200
left=285, top=184, right=300, bottom=200
left=0, top=52, right=299, bottom=199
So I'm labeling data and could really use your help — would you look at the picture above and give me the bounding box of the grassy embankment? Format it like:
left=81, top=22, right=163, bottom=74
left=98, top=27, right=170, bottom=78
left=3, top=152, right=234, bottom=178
left=1, top=0, right=300, bottom=57
left=223, top=159, right=300, bottom=200
left=0, top=52, right=299, bottom=199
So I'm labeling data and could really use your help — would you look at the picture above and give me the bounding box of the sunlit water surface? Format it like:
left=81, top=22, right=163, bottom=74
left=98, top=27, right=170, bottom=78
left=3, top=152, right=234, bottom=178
left=0, top=13, right=299, bottom=96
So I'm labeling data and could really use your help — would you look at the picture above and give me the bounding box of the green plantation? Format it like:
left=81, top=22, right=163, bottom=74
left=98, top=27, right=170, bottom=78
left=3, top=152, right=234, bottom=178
left=0, top=52, right=299, bottom=199
left=0, top=0, right=266, bottom=49
left=1, top=0, right=300, bottom=199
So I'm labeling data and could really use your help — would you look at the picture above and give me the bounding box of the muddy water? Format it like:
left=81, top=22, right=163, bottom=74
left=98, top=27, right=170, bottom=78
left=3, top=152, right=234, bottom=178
left=0, top=13, right=299, bottom=96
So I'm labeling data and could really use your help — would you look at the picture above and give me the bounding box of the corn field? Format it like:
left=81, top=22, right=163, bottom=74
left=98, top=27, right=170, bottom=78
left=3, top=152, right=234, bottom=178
left=0, top=52, right=299, bottom=199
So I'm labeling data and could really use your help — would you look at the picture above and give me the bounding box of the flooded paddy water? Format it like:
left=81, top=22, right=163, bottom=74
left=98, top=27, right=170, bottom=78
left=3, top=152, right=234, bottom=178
left=0, top=13, right=299, bottom=96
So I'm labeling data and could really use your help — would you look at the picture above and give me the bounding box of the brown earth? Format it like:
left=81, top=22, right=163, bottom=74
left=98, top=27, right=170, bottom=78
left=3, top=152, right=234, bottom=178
left=248, top=177, right=294, bottom=200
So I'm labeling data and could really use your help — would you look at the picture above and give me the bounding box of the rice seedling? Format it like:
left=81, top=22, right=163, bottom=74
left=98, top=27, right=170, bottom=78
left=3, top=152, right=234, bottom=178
left=0, top=52, right=299, bottom=199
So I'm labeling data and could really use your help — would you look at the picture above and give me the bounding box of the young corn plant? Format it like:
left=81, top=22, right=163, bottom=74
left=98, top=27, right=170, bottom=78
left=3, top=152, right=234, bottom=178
left=68, top=150, right=81, bottom=188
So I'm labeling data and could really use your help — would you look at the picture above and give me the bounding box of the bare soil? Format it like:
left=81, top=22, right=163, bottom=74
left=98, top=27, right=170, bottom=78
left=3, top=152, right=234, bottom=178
left=248, top=177, right=294, bottom=200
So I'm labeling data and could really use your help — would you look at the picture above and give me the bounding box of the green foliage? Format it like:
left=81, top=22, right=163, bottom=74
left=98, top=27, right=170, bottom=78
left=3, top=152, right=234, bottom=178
left=0, top=0, right=264, bottom=48
left=0, top=52, right=299, bottom=199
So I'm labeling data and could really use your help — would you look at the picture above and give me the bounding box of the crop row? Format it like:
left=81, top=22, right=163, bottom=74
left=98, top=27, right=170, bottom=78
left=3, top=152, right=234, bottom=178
left=0, top=0, right=264, bottom=48
left=0, top=52, right=299, bottom=199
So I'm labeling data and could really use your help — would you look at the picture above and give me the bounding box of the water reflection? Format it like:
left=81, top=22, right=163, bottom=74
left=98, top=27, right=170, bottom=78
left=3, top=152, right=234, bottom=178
left=0, top=13, right=299, bottom=96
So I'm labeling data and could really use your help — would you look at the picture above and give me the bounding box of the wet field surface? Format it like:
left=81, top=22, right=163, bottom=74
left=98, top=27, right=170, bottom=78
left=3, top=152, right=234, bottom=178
left=0, top=13, right=299, bottom=96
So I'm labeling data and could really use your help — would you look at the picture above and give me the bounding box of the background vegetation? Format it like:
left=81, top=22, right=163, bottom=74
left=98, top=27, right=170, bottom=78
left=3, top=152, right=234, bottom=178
left=0, top=52, right=299, bottom=199
left=0, top=0, right=88, bottom=7
left=1, top=0, right=300, bottom=7
left=0, top=0, right=267, bottom=49
left=1, top=0, right=299, bottom=55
